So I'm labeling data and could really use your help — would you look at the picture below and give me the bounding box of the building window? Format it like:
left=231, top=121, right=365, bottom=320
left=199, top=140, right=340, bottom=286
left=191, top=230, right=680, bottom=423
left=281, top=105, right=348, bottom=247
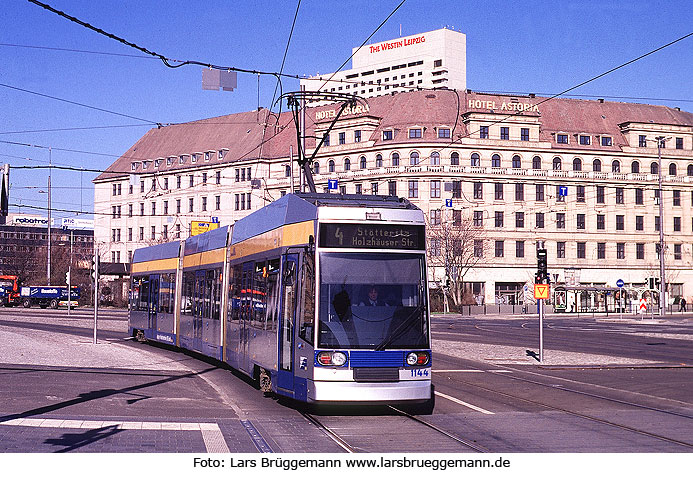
left=602, top=136, right=612, bottom=146
left=655, top=216, right=660, bottom=232
left=639, top=135, right=647, bottom=147
left=473, top=182, right=483, bottom=200
left=512, top=155, right=521, bottom=169
left=328, top=160, right=335, bottom=172
left=636, top=243, right=645, bottom=260
left=674, top=216, right=681, bottom=232
left=215, top=171, right=221, bottom=185
left=494, top=183, right=503, bottom=200
left=515, top=183, right=524, bottom=201
left=556, top=213, right=566, bottom=229
left=674, top=244, right=682, bottom=260
left=451, top=152, right=459, bottom=165
left=597, top=243, right=606, bottom=259
left=577, top=242, right=586, bottom=259
left=617, top=243, right=625, bottom=259
left=579, top=135, right=591, bottom=145
left=409, top=151, right=420, bottom=165
left=375, top=154, right=383, bottom=168
left=669, top=163, right=677, bottom=176
left=391, top=152, right=400, bottom=167
left=430, top=209, right=441, bottom=226
left=674, top=189, right=681, bottom=206
left=473, top=211, right=483, bottom=227
left=597, top=186, right=605, bottom=203
left=635, top=188, right=644, bottom=205
left=577, top=185, right=585, bottom=202
left=521, top=128, right=530, bottom=141
left=557, top=134, right=568, bottom=144
left=516, top=241, right=525, bottom=258
left=189, top=175, right=194, bottom=187
left=615, top=187, right=624, bottom=204
left=491, top=154, right=501, bottom=168
left=532, top=156, right=541, bottom=169
left=616, top=215, right=624, bottom=231
left=163, top=200, right=168, bottom=215
left=430, top=180, right=441, bottom=198
left=409, top=128, right=422, bottom=139
left=612, top=160, right=621, bottom=173
left=344, top=158, right=351, bottom=171
left=592, top=159, right=601, bottom=172
left=429, top=238, right=441, bottom=257
left=202, top=172, right=208, bottom=184
left=383, top=130, right=393, bottom=141
left=535, top=184, right=545, bottom=202
left=480, top=126, right=489, bottom=139
left=355, top=184, right=362, bottom=195
left=438, top=128, right=450, bottom=138
left=515, top=212, right=524, bottom=228
left=388, top=181, right=396, bottom=197
left=201, top=196, right=207, bottom=212
left=597, top=214, right=605, bottom=230
left=495, top=240, right=504, bottom=258
left=431, top=151, right=440, bottom=165
left=572, top=157, right=582, bottom=171
left=322, top=133, right=330, bottom=146
left=408, top=180, right=418, bottom=198
left=371, top=182, right=378, bottom=195
left=453, top=210, right=462, bottom=226
left=139, top=203, right=145, bottom=216
left=354, top=130, right=361, bottom=142
left=176, top=199, right=181, bottom=214
left=495, top=211, right=504, bottom=228
left=474, top=240, right=484, bottom=258
left=651, top=162, right=659, bottom=174
left=636, top=216, right=644, bottom=231
left=470, top=153, right=480, bottom=166
left=632, top=161, right=640, bottom=173
left=359, top=156, right=367, bottom=169
left=500, top=127, right=509, bottom=140
left=557, top=242, right=566, bottom=259
left=553, top=157, right=562, bottom=170
left=139, top=227, right=144, bottom=241
left=151, top=226, right=156, bottom=240
left=577, top=214, right=585, bottom=230
left=215, top=195, right=221, bottom=210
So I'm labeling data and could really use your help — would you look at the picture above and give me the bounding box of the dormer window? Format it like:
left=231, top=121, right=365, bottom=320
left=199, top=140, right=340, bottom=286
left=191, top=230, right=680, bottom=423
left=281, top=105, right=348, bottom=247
left=383, top=130, right=393, bottom=141
left=438, top=127, right=450, bottom=138
left=179, top=155, right=186, bottom=164
left=556, top=134, right=568, bottom=144
left=205, top=151, right=211, bottom=161
left=218, top=150, right=226, bottom=159
left=131, top=162, right=139, bottom=171
left=409, top=128, right=422, bottom=139
left=579, top=135, right=591, bottom=145
left=154, top=159, right=161, bottom=168
left=191, top=154, right=198, bottom=163
left=167, top=157, right=173, bottom=166
left=601, top=136, right=612, bottom=146
left=142, top=161, right=149, bottom=170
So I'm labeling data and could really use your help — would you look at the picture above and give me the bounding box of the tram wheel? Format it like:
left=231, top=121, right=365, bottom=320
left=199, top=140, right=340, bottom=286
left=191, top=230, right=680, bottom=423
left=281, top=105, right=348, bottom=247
left=50, top=299, right=59, bottom=309
left=134, top=329, right=146, bottom=343
left=22, top=299, right=31, bottom=308
left=259, top=368, right=272, bottom=393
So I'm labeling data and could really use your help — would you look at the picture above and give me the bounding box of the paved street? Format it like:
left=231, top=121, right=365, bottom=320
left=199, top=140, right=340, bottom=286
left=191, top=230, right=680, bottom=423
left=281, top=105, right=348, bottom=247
left=0, top=308, right=691, bottom=453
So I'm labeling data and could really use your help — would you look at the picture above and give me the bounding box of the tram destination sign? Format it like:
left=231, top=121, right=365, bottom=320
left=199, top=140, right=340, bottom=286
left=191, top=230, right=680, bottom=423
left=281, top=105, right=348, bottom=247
left=319, top=223, right=425, bottom=250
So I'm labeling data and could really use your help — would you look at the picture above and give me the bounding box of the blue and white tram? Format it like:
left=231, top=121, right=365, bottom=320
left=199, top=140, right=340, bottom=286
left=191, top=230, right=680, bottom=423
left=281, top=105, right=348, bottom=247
left=129, top=193, right=433, bottom=411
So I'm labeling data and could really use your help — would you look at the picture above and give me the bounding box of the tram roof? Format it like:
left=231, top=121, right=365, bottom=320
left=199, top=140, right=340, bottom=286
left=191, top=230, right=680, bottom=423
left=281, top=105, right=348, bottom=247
left=132, top=240, right=181, bottom=263
left=231, top=193, right=317, bottom=244
left=184, top=225, right=230, bottom=255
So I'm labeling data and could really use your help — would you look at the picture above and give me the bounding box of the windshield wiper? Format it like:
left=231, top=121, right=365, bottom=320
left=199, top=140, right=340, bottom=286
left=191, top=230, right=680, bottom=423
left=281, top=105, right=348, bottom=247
left=374, top=305, right=423, bottom=351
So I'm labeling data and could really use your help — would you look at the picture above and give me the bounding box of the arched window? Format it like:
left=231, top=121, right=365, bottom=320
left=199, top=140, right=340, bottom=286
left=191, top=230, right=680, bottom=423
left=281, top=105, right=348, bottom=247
left=471, top=153, right=480, bottom=166
left=284, top=164, right=291, bottom=177
left=328, top=160, right=335, bottom=172
left=451, top=152, right=459, bottom=165
left=687, top=164, right=693, bottom=176
left=572, top=158, right=582, bottom=171
left=592, top=159, right=601, bottom=172
left=492, top=154, right=501, bottom=168
left=668, top=163, right=677, bottom=176
left=360, top=155, right=367, bottom=169
left=375, top=154, right=383, bottom=168
left=431, top=151, right=440, bottom=166
left=631, top=161, right=640, bottom=173
left=392, top=152, right=400, bottom=167
left=532, top=156, right=541, bottom=169
left=409, top=151, right=419, bottom=166
left=344, top=157, right=351, bottom=171
left=612, top=160, right=620, bottom=173
left=313, top=162, right=320, bottom=174
left=553, top=156, right=562, bottom=170
left=512, top=155, right=521, bottom=169
left=650, top=162, right=658, bottom=174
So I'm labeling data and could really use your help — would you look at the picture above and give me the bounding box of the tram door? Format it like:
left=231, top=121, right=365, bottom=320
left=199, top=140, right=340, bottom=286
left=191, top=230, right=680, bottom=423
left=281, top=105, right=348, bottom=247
left=238, top=262, right=254, bottom=373
left=193, top=270, right=206, bottom=351
left=148, top=274, right=160, bottom=332
left=278, top=255, right=298, bottom=393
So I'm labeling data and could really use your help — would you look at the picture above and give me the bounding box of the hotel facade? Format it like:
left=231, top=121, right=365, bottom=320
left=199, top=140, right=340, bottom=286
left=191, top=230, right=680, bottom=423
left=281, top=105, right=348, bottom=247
left=94, top=30, right=693, bottom=307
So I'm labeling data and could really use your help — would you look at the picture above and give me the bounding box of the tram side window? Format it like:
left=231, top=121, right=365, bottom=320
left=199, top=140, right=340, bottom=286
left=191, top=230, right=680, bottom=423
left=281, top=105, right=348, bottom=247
left=265, top=258, right=280, bottom=331
left=137, top=276, right=150, bottom=311
left=181, top=271, right=195, bottom=315
left=211, top=268, right=222, bottom=320
left=131, top=276, right=141, bottom=310
left=253, top=261, right=267, bottom=328
left=203, top=269, right=215, bottom=319
left=159, top=273, right=175, bottom=314
left=228, top=264, right=241, bottom=324
left=298, top=253, right=315, bottom=344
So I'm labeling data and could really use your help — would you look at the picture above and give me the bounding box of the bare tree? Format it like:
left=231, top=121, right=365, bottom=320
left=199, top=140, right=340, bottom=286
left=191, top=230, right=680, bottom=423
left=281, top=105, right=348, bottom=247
left=426, top=209, right=489, bottom=309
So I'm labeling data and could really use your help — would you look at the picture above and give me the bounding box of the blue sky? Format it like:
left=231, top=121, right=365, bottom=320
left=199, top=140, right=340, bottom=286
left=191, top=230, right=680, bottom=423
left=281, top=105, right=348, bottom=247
left=1, top=0, right=692, bottom=221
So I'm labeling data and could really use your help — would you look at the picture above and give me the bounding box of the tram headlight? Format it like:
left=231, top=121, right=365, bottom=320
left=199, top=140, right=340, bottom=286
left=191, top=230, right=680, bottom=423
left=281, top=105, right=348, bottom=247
left=406, top=351, right=430, bottom=366
left=316, top=351, right=348, bottom=367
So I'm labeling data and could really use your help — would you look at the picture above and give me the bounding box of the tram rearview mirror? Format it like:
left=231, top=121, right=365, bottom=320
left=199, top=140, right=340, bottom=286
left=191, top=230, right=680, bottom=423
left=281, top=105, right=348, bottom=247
left=283, top=261, right=296, bottom=279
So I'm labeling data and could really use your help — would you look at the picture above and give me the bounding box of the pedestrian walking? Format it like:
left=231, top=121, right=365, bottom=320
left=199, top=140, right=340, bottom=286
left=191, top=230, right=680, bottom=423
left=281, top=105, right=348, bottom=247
left=679, top=297, right=687, bottom=312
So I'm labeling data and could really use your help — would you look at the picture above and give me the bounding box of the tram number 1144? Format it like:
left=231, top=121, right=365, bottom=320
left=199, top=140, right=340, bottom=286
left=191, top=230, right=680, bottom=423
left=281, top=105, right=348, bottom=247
left=410, top=369, right=430, bottom=378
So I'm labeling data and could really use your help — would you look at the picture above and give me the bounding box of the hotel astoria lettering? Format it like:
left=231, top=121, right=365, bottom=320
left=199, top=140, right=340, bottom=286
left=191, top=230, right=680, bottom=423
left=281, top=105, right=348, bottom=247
left=315, top=104, right=371, bottom=121
left=468, top=99, right=540, bottom=113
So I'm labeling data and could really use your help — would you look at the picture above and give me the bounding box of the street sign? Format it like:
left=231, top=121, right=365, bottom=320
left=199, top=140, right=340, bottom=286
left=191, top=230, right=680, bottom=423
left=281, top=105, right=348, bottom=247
left=445, top=198, right=453, bottom=207
left=328, top=179, right=338, bottom=190
left=211, top=217, right=219, bottom=224
left=559, top=186, right=568, bottom=196
left=639, top=298, right=647, bottom=312
left=616, top=279, right=624, bottom=288
left=534, top=283, right=550, bottom=300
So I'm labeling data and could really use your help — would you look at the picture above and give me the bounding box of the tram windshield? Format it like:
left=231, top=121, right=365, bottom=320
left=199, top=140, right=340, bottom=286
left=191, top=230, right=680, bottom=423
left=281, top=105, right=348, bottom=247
left=318, top=252, right=429, bottom=349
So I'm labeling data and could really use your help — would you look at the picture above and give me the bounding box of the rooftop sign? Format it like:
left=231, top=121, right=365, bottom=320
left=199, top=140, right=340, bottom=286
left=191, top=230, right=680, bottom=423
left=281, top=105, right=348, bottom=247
left=368, top=35, right=426, bottom=54
left=468, top=99, right=539, bottom=113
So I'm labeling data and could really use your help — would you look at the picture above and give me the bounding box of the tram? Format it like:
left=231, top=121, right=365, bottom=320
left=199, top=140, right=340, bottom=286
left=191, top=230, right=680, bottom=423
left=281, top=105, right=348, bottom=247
left=129, top=193, right=433, bottom=412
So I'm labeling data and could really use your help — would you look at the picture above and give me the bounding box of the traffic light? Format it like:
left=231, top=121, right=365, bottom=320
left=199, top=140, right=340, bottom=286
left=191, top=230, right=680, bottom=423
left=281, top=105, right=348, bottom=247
left=90, top=255, right=98, bottom=283
left=536, top=248, right=548, bottom=283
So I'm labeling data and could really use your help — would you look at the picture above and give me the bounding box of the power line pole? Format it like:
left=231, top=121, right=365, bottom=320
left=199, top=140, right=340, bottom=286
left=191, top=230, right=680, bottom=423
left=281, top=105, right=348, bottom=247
left=47, top=147, right=52, bottom=285
left=656, top=136, right=668, bottom=316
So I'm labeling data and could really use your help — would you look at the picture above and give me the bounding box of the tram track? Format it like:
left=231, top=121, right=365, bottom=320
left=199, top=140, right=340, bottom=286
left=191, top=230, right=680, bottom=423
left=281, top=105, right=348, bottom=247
left=441, top=368, right=693, bottom=450
left=300, top=406, right=490, bottom=453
